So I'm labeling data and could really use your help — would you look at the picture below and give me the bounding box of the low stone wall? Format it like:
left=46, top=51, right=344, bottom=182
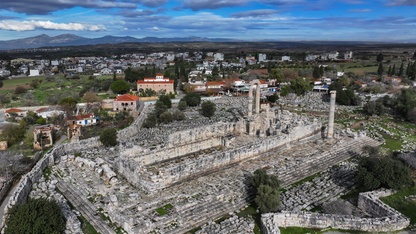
left=0, top=145, right=64, bottom=231
left=0, top=179, right=13, bottom=205
left=261, top=190, right=410, bottom=233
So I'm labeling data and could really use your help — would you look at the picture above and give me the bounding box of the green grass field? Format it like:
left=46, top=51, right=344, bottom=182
left=0, top=76, right=46, bottom=90
left=381, top=187, right=416, bottom=225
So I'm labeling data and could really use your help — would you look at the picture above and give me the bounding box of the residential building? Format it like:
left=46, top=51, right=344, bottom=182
left=258, top=53, right=267, bottom=62
left=67, top=114, right=98, bottom=126
left=113, top=94, right=140, bottom=112
left=137, top=74, right=175, bottom=95
left=4, top=108, right=27, bottom=118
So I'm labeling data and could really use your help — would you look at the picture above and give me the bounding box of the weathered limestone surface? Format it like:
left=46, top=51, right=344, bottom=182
left=2, top=95, right=392, bottom=234
left=196, top=215, right=255, bottom=234
left=261, top=190, right=410, bottom=233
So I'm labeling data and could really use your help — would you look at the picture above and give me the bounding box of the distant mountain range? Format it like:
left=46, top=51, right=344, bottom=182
left=0, top=34, right=241, bottom=50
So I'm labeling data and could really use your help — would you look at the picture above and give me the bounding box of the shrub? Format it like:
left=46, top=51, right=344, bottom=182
left=172, top=110, right=186, bottom=121
left=99, top=128, right=118, bottom=147
left=182, top=93, right=201, bottom=106
left=178, top=100, right=187, bottom=111
left=143, top=112, right=157, bottom=128
left=200, top=101, right=216, bottom=118
left=159, top=111, right=173, bottom=124
left=4, top=198, right=66, bottom=234
left=14, top=86, right=27, bottom=94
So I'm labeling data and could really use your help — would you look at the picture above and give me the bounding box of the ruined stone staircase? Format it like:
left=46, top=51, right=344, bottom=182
left=53, top=175, right=116, bottom=234
left=171, top=136, right=380, bottom=233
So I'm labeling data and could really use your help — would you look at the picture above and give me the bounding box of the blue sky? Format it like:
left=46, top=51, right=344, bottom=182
left=0, top=0, right=415, bottom=41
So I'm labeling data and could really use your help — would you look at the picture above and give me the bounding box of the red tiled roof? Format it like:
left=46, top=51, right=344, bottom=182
left=36, top=107, right=47, bottom=113
left=115, top=94, right=139, bottom=101
left=206, top=81, right=225, bottom=86
left=137, top=80, right=174, bottom=84
left=141, top=77, right=171, bottom=80
left=74, top=114, right=94, bottom=120
left=5, top=108, right=24, bottom=113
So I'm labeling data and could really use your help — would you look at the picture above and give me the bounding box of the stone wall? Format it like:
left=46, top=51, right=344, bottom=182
left=261, top=190, right=410, bottom=233
left=120, top=121, right=243, bottom=166
left=0, top=145, right=63, bottom=231
left=116, top=120, right=321, bottom=192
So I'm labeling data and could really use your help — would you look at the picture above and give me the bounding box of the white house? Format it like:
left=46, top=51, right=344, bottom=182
left=101, top=67, right=113, bottom=75
left=258, top=53, right=267, bottom=62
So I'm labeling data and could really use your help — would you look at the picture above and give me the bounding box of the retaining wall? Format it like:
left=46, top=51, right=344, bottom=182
left=261, top=190, right=410, bottom=233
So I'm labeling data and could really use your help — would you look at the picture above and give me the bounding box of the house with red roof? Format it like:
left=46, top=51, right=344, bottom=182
left=66, top=114, right=98, bottom=126
left=206, top=81, right=225, bottom=95
left=137, top=74, right=174, bottom=95
left=113, top=94, right=140, bottom=112
left=4, top=108, right=27, bottom=119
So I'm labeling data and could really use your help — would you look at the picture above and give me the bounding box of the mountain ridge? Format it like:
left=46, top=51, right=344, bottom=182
left=0, top=34, right=242, bottom=50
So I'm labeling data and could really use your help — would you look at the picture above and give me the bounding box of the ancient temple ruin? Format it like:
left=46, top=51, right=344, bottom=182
left=115, top=93, right=321, bottom=193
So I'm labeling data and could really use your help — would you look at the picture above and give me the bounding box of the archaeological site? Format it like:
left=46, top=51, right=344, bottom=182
left=1, top=86, right=411, bottom=234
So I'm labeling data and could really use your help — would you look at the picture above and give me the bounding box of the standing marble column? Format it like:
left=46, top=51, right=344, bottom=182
left=327, top=90, right=336, bottom=138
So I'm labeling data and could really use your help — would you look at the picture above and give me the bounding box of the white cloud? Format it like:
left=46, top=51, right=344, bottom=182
left=152, top=26, right=160, bottom=31
left=0, top=20, right=106, bottom=31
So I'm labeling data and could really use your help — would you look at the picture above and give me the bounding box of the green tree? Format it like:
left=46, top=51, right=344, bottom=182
left=0, top=123, right=26, bottom=146
left=270, top=69, right=284, bottom=84
left=394, top=88, right=416, bottom=120
left=357, top=155, right=413, bottom=191
left=99, top=128, right=118, bottom=147
left=376, top=53, right=384, bottom=63
left=158, top=94, right=172, bottom=109
left=4, top=198, right=65, bottom=234
left=398, top=63, right=404, bottom=77
left=200, top=101, right=216, bottom=118
left=154, top=100, right=168, bottom=118
left=83, top=91, right=102, bottom=103
left=387, top=65, right=392, bottom=76
left=59, top=97, right=78, bottom=108
left=391, top=64, right=396, bottom=76
left=287, top=78, right=312, bottom=96
left=36, top=117, right=47, bottom=125
left=312, top=66, right=321, bottom=79
left=182, top=93, right=201, bottom=106
left=267, top=93, right=279, bottom=104
left=142, top=112, right=157, bottom=128
left=110, top=80, right=130, bottom=94
left=0, top=81, right=3, bottom=88
left=377, top=63, right=384, bottom=76
left=251, top=169, right=280, bottom=194
left=212, top=66, right=219, bottom=78
left=255, top=185, right=280, bottom=213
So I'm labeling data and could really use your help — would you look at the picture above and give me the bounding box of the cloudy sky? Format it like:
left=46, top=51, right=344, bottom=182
left=0, top=0, right=415, bottom=41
